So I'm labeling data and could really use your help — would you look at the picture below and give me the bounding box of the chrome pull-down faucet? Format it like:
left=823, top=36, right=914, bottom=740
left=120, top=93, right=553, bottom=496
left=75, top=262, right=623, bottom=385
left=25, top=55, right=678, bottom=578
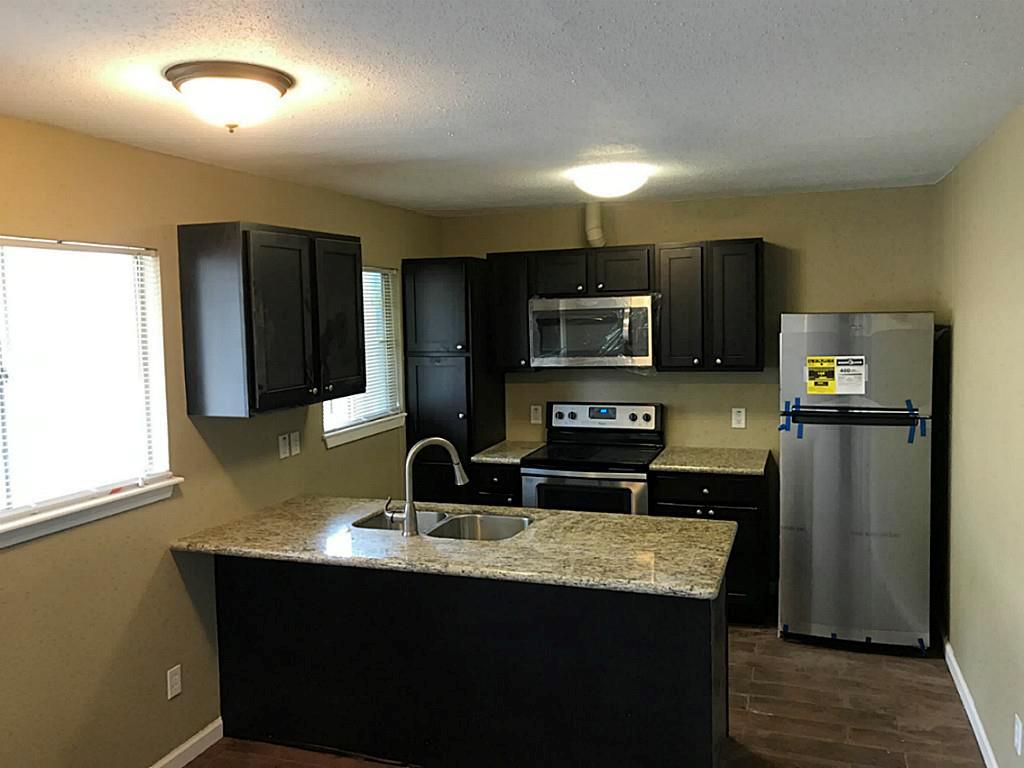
left=402, top=437, right=469, bottom=536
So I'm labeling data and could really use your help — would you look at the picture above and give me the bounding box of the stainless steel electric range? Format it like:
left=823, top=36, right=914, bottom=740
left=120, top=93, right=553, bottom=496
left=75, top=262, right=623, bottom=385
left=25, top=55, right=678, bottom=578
left=520, top=401, right=664, bottom=515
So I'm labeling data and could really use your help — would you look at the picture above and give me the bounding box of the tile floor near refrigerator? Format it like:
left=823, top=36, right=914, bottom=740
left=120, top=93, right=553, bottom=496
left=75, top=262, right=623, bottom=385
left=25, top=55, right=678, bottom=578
left=187, top=627, right=983, bottom=768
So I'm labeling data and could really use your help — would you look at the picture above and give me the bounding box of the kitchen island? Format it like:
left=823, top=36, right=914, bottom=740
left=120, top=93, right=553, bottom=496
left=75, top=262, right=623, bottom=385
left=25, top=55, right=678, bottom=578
left=173, top=496, right=736, bottom=767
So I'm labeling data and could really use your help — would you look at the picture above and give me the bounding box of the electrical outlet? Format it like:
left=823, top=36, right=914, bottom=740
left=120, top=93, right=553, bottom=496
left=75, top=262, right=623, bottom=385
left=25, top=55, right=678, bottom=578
left=530, top=404, right=543, bottom=425
left=277, top=434, right=291, bottom=459
left=166, top=665, right=182, bottom=700
left=1014, top=713, right=1022, bottom=756
left=731, top=408, right=747, bottom=429
left=289, top=431, right=301, bottom=456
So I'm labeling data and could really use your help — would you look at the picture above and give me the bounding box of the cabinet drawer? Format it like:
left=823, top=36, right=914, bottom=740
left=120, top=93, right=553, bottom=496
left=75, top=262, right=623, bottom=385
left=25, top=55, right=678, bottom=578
left=470, top=463, right=521, bottom=494
left=650, top=472, right=761, bottom=505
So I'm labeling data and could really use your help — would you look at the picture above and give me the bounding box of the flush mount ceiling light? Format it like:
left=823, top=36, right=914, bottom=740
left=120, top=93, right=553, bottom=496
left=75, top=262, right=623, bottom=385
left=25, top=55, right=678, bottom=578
left=564, top=162, right=655, bottom=199
left=164, top=61, right=295, bottom=133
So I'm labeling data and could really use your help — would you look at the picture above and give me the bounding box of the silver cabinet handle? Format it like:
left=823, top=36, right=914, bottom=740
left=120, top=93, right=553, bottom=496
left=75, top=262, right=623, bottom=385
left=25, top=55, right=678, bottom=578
left=596, top=282, right=604, bottom=290
left=708, top=509, right=716, bottom=516
left=576, top=284, right=584, bottom=292
left=519, top=359, right=527, bottom=366
left=492, top=476, right=499, bottom=484
left=326, top=383, right=334, bottom=392
left=702, top=487, right=710, bottom=495
left=692, top=357, right=700, bottom=365
left=696, top=509, right=704, bottom=515
left=457, top=412, right=466, bottom=420
left=455, top=344, right=464, bottom=351
left=715, top=357, right=723, bottom=365
left=309, top=387, right=319, bottom=395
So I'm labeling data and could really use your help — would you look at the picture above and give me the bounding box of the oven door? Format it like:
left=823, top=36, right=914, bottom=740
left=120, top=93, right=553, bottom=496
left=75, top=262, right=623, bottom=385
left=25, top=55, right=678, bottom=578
left=528, top=295, right=653, bottom=368
left=521, top=468, right=648, bottom=515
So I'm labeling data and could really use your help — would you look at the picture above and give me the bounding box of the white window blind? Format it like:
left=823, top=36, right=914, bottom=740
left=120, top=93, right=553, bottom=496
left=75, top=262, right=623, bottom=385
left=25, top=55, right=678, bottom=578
left=323, top=267, right=402, bottom=436
left=0, top=238, right=170, bottom=524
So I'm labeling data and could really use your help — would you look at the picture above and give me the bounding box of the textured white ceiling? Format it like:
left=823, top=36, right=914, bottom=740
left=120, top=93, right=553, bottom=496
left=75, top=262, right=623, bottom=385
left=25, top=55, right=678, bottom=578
left=2, top=1, right=1023, bottom=211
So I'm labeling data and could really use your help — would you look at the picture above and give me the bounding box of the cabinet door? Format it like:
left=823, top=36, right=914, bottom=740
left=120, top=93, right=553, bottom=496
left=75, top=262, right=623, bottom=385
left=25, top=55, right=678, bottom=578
left=589, top=246, right=652, bottom=293
left=405, top=355, right=470, bottom=461
left=652, top=501, right=762, bottom=620
left=706, top=239, right=763, bottom=370
left=314, top=238, right=365, bottom=399
left=656, top=243, right=705, bottom=369
left=247, top=230, right=316, bottom=411
left=403, top=260, right=467, bottom=353
left=529, top=250, right=588, bottom=296
left=487, top=253, right=531, bottom=371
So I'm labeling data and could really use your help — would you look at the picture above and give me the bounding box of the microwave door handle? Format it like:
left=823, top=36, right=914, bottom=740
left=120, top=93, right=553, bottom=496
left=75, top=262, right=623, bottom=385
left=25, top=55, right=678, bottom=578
left=622, top=307, right=630, bottom=350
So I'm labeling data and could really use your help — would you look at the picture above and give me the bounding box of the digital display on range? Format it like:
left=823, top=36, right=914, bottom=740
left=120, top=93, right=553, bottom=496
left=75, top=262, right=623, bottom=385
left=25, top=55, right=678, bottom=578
left=588, top=406, right=617, bottom=419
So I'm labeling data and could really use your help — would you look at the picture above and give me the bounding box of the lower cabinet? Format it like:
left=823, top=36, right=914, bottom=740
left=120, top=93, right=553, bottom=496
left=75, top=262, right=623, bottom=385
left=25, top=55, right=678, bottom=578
left=650, top=465, right=778, bottom=625
left=412, top=462, right=469, bottom=504
left=468, top=463, right=521, bottom=507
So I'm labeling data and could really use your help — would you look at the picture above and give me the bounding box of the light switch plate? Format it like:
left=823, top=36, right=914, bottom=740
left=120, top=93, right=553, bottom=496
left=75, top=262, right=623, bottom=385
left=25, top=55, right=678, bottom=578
left=166, top=665, right=182, bottom=700
left=731, top=408, right=747, bottom=429
left=278, top=434, right=291, bottom=459
left=289, top=431, right=301, bottom=456
left=530, top=404, right=543, bottom=425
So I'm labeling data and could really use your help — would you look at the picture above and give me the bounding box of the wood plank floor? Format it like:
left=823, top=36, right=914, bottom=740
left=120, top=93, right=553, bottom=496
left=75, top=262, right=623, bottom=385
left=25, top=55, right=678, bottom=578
left=187, top=627, right=984, bottom=768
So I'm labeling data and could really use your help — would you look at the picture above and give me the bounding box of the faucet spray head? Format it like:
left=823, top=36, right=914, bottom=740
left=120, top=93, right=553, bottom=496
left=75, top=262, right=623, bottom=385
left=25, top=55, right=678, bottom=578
left=453, top=461, right=469, bottom=486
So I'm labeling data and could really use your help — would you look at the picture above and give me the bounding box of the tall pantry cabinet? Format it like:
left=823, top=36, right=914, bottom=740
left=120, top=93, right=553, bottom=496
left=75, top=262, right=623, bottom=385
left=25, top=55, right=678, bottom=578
left=402, top=258, right=506, bottom=501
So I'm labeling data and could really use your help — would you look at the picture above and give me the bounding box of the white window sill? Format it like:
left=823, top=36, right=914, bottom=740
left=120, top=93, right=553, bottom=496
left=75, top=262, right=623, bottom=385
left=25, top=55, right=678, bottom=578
left=324, top=412, right=406, bottom=449
left=0, top=475, right=184, bottom=550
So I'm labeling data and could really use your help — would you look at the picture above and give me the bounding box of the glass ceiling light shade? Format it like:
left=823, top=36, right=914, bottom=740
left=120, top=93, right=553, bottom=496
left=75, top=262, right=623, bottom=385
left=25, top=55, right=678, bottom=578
left=164, top=61, right=295, bottom=132
left=565, top=162, right=655, bottom=198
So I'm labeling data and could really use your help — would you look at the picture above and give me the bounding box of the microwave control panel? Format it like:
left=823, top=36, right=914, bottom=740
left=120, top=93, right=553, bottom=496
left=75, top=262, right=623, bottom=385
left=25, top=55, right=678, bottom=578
left=548, top=402, right=660, bottom=430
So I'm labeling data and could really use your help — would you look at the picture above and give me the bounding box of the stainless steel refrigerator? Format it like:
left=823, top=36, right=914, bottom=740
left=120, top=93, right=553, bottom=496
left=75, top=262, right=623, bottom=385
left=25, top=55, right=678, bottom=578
left=778, top=312, right=935, bottom=649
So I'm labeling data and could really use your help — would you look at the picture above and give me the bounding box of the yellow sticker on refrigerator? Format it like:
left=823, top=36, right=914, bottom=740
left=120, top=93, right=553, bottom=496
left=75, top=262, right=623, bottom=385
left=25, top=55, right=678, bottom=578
left=806, top=355, right=866, bottom=395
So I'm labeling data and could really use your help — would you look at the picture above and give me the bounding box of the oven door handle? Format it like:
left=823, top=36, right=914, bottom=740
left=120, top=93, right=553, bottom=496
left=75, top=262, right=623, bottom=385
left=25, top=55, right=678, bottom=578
left=520, top=468, right=648, bottom=482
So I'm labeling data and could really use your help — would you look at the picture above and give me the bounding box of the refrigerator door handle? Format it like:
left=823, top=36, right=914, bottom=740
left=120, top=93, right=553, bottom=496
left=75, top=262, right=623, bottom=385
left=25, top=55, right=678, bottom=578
left=790, top=411, right=920, bottom=427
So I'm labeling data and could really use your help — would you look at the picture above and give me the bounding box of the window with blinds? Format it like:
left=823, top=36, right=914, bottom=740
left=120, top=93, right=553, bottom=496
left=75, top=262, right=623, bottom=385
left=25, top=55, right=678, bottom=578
left=323, top=267, right=403, bottom=437
left=0, top=238, right=170, bottom=524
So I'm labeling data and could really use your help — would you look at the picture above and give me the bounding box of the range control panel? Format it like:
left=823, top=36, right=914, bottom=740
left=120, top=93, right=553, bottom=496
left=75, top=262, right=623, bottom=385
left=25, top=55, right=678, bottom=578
left=548, top=402, right=660, bottom=430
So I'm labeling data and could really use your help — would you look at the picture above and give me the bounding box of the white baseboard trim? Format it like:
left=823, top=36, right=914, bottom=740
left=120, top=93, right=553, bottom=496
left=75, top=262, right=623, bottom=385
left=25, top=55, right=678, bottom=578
left=945, top=641, right=999, bottom=768
left=149, top=718, right=223, bottom=768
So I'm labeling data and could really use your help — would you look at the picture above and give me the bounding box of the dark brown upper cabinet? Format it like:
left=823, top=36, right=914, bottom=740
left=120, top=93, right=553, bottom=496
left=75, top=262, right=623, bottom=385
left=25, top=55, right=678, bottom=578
left=403, top=259, right=468, bottom=354
left=588, top=245, right=652, bottom=293
left=529, top=245, right=653, bottom=297
left=656, top=243, right=705, bottom=369
left=529, top=249, right=588, bottom=296
left=707, top=239, right=764, bottom=370
left=657, top=238, right=764, bottom=372
left=486, top=252, right=532, bottom=371
left=178, top=222, right=364, bottom=417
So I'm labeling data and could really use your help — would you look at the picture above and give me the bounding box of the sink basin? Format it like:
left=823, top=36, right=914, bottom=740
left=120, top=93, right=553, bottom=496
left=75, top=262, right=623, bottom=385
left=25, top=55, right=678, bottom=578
left=353, top=509, right=448, bottom=531
left=425, top=513, right=532, bottom=541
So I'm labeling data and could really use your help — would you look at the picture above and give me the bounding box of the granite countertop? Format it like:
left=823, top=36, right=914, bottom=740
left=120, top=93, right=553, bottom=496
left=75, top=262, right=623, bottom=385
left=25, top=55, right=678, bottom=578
left=172, top=496, right=736, bottom=600
left=649, top=447, right=771, bottom=475
left=471, top=440, right=545, bottom=465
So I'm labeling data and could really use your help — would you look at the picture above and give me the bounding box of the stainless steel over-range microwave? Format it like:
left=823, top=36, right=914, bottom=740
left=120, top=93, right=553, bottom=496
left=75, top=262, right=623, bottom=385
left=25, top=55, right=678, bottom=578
left=528, top=294, right=654, bottom=368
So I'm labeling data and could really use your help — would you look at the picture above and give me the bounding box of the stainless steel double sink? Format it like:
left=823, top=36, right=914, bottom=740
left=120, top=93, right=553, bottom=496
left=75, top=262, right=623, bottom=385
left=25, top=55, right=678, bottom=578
left=353, top=508, right=531, bottom=541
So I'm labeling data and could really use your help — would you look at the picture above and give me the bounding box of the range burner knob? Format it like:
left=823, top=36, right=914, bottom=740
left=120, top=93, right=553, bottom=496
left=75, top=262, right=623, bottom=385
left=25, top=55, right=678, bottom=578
left=629, top=412, right=638, bottom=422
left=555, top=411, right=565, bottom=420
left=642, top=413, right=652, bottom=423
left=568, top=411, right=578, bottom=420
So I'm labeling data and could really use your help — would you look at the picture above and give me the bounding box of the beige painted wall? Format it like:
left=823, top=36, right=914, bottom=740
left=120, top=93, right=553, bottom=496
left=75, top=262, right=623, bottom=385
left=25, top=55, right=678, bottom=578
left=0, top=116, right=441, bottom=768
left=938, top=105, right=1024, bottom=766
left=441, top=186, right=945, bottom=451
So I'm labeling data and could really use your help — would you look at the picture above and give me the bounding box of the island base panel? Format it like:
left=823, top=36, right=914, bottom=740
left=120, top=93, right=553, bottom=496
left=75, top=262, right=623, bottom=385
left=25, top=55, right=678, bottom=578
left=215, top=556, right=727, bottom=767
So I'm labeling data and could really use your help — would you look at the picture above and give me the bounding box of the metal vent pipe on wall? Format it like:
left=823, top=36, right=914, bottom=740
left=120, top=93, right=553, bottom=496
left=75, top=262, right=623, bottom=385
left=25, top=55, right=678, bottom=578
left=585, top=201, right=606, bottom=247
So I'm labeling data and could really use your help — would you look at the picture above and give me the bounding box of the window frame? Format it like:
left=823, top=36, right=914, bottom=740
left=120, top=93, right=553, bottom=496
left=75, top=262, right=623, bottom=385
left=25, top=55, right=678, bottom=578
left=323, top=265, right=405, bottom=449
left=0, top=235, right=182, bottom=549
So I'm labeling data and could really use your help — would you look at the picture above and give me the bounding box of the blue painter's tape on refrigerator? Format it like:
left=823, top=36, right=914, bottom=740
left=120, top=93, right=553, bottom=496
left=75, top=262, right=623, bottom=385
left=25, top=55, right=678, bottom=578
left=920, top=418, right=926, bottom=437
left=779, top=400, right=791, bottom=431
left=794, top=397, right=804, bottom=438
